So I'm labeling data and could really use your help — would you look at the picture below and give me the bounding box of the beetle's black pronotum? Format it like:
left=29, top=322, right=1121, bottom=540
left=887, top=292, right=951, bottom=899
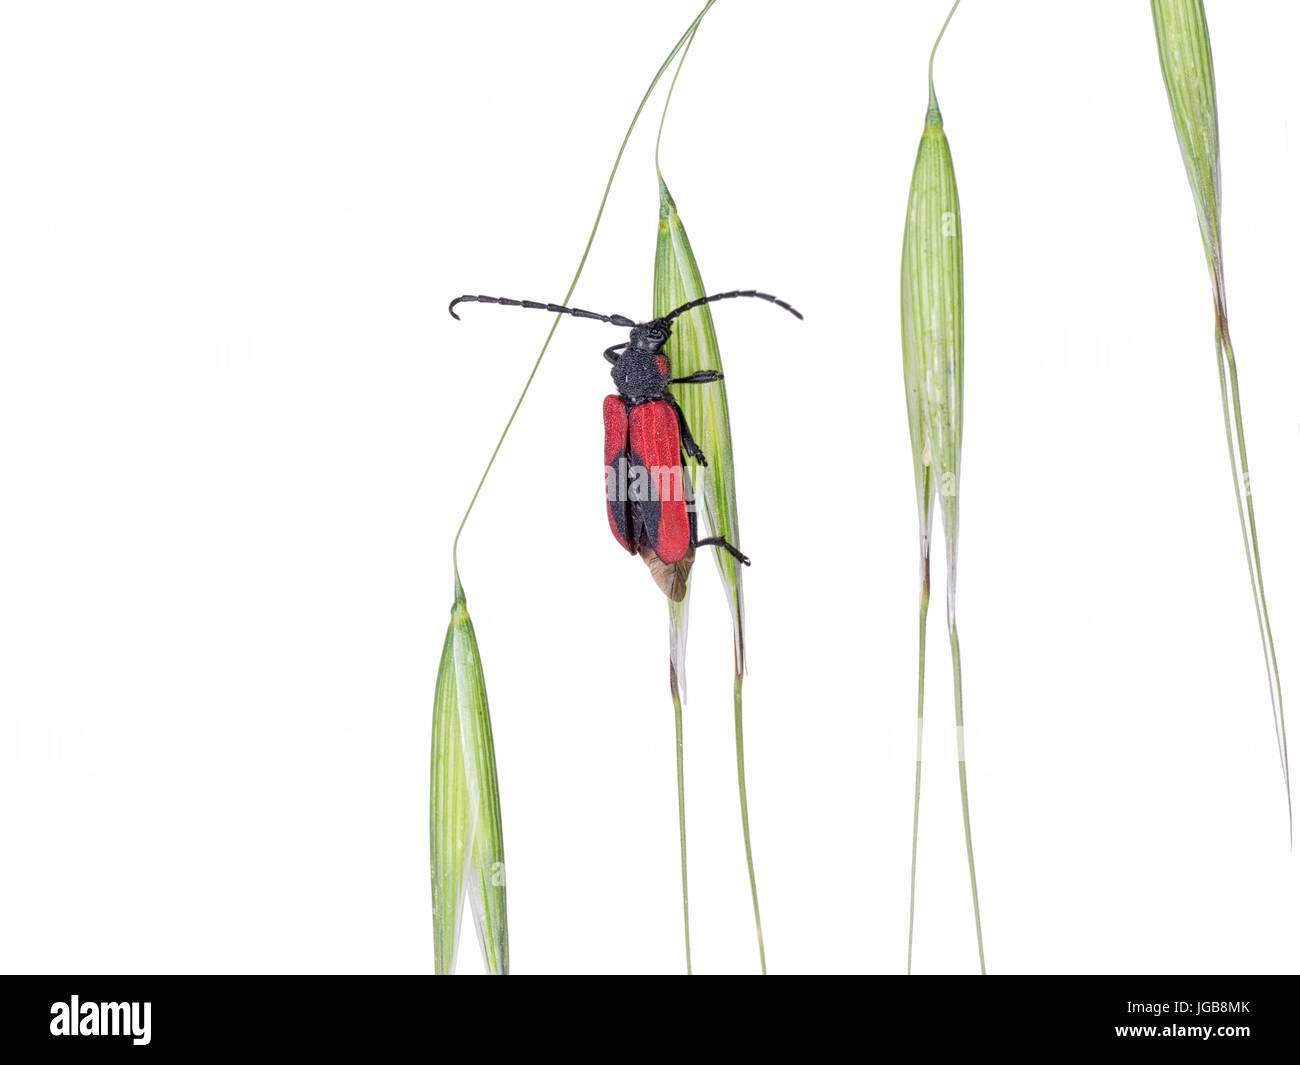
left=449, top=289, right=802, bottom=599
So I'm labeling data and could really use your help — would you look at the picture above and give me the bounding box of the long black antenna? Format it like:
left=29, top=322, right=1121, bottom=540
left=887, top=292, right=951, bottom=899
left=663, top=289, right=803, bottom=323
left=449, top=294, right=635, bottom=327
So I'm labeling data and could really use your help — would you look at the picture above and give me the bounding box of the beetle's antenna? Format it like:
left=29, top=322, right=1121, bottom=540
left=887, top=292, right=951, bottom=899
left=449, top=294, right=635, bottom=328
left=662, top=289, right=803, bottom=323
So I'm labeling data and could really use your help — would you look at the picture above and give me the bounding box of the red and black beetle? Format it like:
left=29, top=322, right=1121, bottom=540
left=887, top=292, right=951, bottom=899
left=449, top=289, right=802, bottom=598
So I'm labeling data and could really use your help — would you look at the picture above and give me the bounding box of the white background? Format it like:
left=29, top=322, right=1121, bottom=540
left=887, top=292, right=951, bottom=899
left=1, top=0, right=1298, bottom=976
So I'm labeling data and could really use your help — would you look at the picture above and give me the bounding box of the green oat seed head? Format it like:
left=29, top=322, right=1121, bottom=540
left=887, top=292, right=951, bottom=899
left=1150, top=0, right=1290, bottom=833
left=643, top=12, right=765, bottom=973
left=900, top=0, right=984, bottom=974
left=1151, top=0, right=1222, bottom=275
left=655, top=177, right=746, bottom=684
left=901, top=31, right=964, bottom=599
left=430, top=576, right=508, bottom=974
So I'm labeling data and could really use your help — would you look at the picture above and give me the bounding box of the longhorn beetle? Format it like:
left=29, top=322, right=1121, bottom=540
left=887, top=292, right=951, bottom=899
left=449, top=289, right=802, bottom=600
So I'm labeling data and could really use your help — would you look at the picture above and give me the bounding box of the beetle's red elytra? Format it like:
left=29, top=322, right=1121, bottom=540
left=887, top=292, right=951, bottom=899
left=449, top=289, right=802, bottom=597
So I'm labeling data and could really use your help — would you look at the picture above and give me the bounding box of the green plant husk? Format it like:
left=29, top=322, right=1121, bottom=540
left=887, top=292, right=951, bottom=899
left=648, top=14, right=766, bottom=974
left=654, top=178, right=765, bottom=974
left=1150, top=0, right=1290, bottom=836
left=901, top=0, right=984, bottom=974
left=431, top=576, right=507, bottom=974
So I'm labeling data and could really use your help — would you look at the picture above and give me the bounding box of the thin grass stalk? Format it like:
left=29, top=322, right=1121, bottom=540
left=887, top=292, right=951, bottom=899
left=670, top=663, right=691, bottom=971
left=907, top=554, right=929, bottom=973
left=733, top=674, right=765, bottom=967
left=651, top=19, right=765, bottom=974
left=657, top=28, right=702, bottom=976
left=1150, top=0, right=1290, bottom=836
left=906, top=357, right=936, bottom=974
left=433, top=0, right=720, bottom=974
left=901, top=0, right=984, bottom=973
left=448, top=0, right=718, bottom=577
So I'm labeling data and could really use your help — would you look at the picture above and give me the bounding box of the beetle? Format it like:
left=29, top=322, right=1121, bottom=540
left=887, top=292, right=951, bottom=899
left=448, top=289, right=802, bottom=599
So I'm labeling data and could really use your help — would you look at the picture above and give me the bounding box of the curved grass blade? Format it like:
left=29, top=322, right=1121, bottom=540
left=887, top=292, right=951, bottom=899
left=900, top=0, right=984, bottom=974
left=448, top=0, right=718, bottom=576
left=431, top=576, right=508, bottom=974
left=1150, top=0, right=1290, bottom=837
left=435, top=0, right=720, bottom=974
left=655, top=176, right=765, bottom=973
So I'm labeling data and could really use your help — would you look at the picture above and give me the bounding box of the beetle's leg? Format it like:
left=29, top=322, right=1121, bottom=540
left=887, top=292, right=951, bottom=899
left=664, top=393, right=707, bottom=465
left=686, top=478, right=748, bottom=564
left=695, top=536, right=750, bottom=566
left=603, top=342, right=628, bottom=365
left=669, top=370, right=723, bottom=385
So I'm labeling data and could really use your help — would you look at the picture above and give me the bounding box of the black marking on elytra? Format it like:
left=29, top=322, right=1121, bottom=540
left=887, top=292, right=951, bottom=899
left=451, top=287, right=802, bottom=571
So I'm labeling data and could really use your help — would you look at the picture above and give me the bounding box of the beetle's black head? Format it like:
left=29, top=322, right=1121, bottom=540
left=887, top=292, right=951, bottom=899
left=628, top=318, right=671, bottom=352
